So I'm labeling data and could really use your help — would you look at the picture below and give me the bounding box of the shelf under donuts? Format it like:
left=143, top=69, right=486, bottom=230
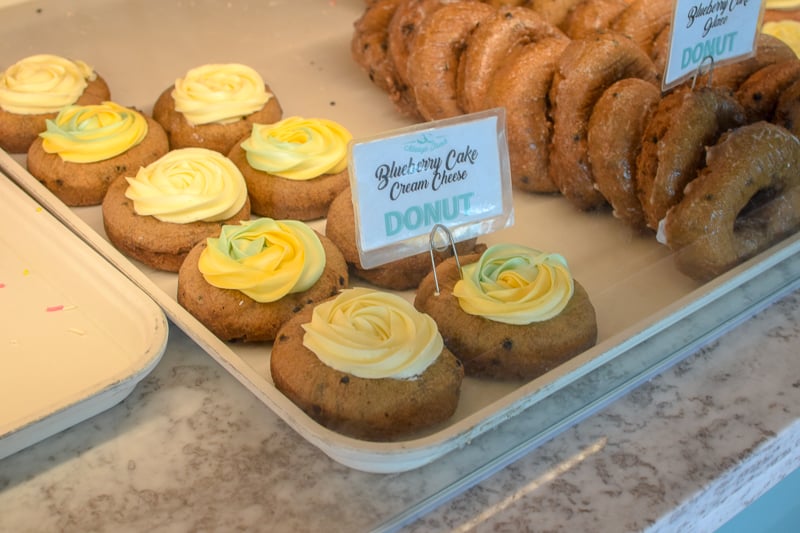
left=1, top=0, right=799, bottom=473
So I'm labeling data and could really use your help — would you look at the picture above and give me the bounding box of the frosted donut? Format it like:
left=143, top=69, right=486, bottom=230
left=774, top=77, right=800, bottom=135
left=563, top=0, right=632, bottom=40
left=610, top=0, right=672, bottom=56
left=735, top=59, right=800, bottom=122
left=707, top=33, right=798, bottom=90
left=406, top=1, right=495, bottom=120
left=636, top=86, right=746, bottom=230
left=659, top=121, right=800, bottom=281
left=549, top=31, right=659, bottom=210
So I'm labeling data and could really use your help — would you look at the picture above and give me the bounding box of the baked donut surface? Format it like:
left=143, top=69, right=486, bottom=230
left=177, top=233, right=348, bottom=342
left=660, top=121, right=800, bottom=281
left=636, top=86, right=746, bottom=230
left=270, top=297, right=464, bottom=441
left=549, top=30, right=659, bottom=210
left=587, top=77, right=660, bottom=229
left=415, top=253, right=598, bottom=380
left=102, top=175, right=251, bottom=272
left=26, top=114, right=168, bottom=206
left=486, top=35, right=569, bottom=193
left=152, top=83, right=282, bottom=154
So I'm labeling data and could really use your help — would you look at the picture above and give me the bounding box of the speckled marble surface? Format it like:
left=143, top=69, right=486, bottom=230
left=0, top=287, right=798, bottom=532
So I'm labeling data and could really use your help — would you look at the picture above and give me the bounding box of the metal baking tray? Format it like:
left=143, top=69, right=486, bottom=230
left=0, top=171, right=168, bottom=460
left=1, top=0, right=798, bottom=472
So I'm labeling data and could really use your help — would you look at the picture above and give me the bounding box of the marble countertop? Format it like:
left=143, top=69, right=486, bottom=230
left=1, top=285, right=798, bottom=532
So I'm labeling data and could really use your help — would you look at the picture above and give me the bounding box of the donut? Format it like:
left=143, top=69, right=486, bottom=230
left=610, top=0, right=672, bottom=56
left=414, top=249, right=598, bottom=380
left=270, top=288, right=464, bottom=441
left=457, top=6, right=566, bottom=114
left=406, top=0, right=495, bottom=120
left=707, top=33, right=798, bottom=90
left=735, top=59, right=800, bottom=122
left=587, top=78, right=661, bottom=229
left=486, top=36, right=569, bottom=193
left=385, top=0, right=447, bottom=118
left=659, top=121, right=800, bottom=281
left=563, top=0, right=632, bottom=40
left=526, top=0, right=587, bottom=29
left=549, top=31, right=659, bottom=210
left=351, top=0, right=403, bottom=96
left=636, top=86, right=746, bottom=230
left=177, top=229, right=348, bottom=342
left=774, top=77, right=800, bottom=135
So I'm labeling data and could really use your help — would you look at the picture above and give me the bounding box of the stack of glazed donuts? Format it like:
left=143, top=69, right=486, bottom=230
left=351, top=0, right=800, bottom=282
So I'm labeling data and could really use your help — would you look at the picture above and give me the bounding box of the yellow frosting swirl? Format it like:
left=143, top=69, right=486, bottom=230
left=198, top=218, right=325, bottom=303
left=172, top=63, right=271, bottom=125
left=241, top=116, right=352, bottom=180
left=301, top=287, right=443, bottom=379
left=125, top=147, right=247, bottom=223
left=39, top=101, right=147, bottom=163
left=453, top=244, right=574, bottom=325
left=0, top=54, right=96, bottom=114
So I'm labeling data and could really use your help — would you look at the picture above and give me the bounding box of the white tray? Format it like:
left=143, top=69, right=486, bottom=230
left=0, top=172, right=168, bottom=460
left=1, top=0, right=799, bottom=473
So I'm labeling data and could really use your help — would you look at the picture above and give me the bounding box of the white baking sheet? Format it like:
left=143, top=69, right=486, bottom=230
left=0, top=172, right=168, bottom=460
left=1, top=0, right=798, bottom=472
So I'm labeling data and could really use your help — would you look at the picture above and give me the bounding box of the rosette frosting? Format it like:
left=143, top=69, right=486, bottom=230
left=198, top=218, right=325, bottom=303
left=39, top=101, right=148, bottom=163
left=0, top=54, right=96, bottom=114
left=124, top=147, right=247, bottom=223
left=172, top=63, right=271, bottom=125
left=301, top=287, right=443, bottom=379
left=241, top=116, right=352, bottom=180
left=453, top=244, right=574, bottom=325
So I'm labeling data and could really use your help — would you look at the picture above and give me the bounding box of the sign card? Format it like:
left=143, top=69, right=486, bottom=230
left=348, top=108, right=513, bottom=269
left=663, top=0, right=765, bottom=89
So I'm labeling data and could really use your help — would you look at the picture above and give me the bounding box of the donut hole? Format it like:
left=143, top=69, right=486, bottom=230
left=733, top=184, right=780, bottom=235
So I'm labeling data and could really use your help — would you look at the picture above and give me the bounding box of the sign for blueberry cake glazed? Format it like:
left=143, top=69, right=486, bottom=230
left=664, top=0, right=764, bottom=89
left=348, top=109, right=513, bottom=269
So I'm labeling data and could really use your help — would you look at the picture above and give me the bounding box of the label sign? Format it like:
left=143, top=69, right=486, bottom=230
left=663, top=0, right=764, bottom=89
left=348, top=108, right=513, bottom=269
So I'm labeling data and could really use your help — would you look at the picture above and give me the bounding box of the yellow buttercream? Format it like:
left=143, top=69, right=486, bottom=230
left=39, top=101, right=147, bottom=163
left=453, top=244, right=574, bottom=325
left=0, top=54, right=96, bottom=114
left=241, top=116, right=352, bottom=180
left=763, top=21, right=800, bottom=56
left=766, top=0, right=800, bottom=9
left=172, top=63, right=271, bottom=125
left=125, top=147, right=247, bottom=223
left=302, top=287, right=443, bottom=379
left=198, top=218, right=325, bottom=303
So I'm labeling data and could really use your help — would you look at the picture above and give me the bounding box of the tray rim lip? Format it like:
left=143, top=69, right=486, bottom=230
left=3, top=148, right=797, bottom=472
left=0, top=167, right=169, bottom=455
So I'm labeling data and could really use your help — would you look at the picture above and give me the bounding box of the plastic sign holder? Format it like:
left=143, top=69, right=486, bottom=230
left=347, top=108, right=513, bottom=269
left=663, top=0, right=765, bottom=90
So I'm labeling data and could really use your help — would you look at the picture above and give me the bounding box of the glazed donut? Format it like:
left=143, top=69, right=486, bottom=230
left=707, top=33, right=798, bottom=90
left=735, top=59, right=800, bottom=122
left=563, top=0, right=632, bottom=40
left=406, top=1, right=496, bottom=120
left=351, top=0, right=404, bottom=99
left=385, top=0, right=448, bottom=118
left=527, top=0, right=587, bottom=29
left=549, top=31, right=659, bottom=210
left=486, top=36, right=569, bottom=193
left=611, top=0, right=672, bottom=56
left=587, top=78, right=661, bottom=229
left=457, top=6, right=566, bottom=113
left=774, top=77, right=800, bottom=136
left=636, top=86, right=746, bottom=230
left=659, top=121, right=800, bottom=281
